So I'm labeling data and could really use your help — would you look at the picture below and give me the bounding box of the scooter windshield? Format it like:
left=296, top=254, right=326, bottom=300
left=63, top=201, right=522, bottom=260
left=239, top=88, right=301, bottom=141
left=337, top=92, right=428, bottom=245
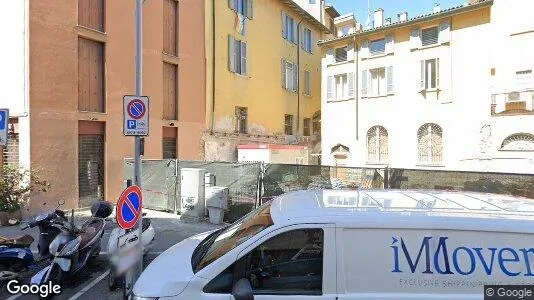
left=192, top=200, right=273, bottom=272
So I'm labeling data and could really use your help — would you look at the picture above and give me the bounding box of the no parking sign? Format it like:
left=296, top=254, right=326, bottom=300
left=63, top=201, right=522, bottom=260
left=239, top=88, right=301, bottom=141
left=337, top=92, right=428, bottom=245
left=116, top=185, right=143, bottom=230
left=123, top=95, right=149, bottom=136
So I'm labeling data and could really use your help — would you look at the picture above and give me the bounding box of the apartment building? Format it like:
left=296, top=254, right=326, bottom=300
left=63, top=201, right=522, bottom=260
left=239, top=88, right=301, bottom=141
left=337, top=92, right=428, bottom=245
left=319, top=0, right=534, bottom=174
left=203, top=0, right=333, bottom=163
left=0, top=0, right=206, bottom=212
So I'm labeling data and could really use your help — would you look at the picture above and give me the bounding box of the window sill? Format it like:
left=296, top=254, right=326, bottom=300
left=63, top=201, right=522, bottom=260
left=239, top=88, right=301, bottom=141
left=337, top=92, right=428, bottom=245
left=498, top=149, right=534, bottom=152
left=420, top=88, right=441, bottom=93
left=364, top=52, right=393, bottom=60
left=363, top=93, right=394, bottom=99
left=230, top=72, right=249, bottom=79
left=328, top=59, right=354, bottom=67
left=326, top=97, right=355, bottom=103
left=366, top=162, right=389, bottom=166
left=415, top=164, right=445, bottom=167
left=75, top=25, right=107, bottom=42
left=413, top=42, right=448, bottom=51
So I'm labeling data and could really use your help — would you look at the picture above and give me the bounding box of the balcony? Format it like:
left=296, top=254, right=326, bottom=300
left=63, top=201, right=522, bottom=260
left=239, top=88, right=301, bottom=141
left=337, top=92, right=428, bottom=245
left=491, top=89, right=534, bottom=116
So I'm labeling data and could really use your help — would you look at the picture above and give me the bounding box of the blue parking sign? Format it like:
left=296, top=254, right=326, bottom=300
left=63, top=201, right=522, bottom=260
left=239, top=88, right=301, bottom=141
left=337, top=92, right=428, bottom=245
left=127, top=120, right=137, bottom=129
left=0, top=111, right=6, bottom=130
left=0, top=109, right=8, bottom=146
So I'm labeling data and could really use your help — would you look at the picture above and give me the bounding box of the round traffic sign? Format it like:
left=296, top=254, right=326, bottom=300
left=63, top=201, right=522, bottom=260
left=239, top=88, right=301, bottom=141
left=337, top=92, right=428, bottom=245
left=116, top=185, right=143, bottom=230
left=127, top=99, right=146, bottom=120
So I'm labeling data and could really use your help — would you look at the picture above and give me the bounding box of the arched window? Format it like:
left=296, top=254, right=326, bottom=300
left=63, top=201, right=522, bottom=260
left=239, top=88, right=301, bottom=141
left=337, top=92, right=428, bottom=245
left=367, top=126, right=388, bottom=163
left=417, top=123, right=443, bottom=164
left=500, top=133, right=534, bottom=151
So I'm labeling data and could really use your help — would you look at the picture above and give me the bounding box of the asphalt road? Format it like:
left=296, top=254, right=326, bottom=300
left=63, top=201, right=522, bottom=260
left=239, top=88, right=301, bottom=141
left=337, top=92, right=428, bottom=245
left=0, top=209, right=223, bottom=300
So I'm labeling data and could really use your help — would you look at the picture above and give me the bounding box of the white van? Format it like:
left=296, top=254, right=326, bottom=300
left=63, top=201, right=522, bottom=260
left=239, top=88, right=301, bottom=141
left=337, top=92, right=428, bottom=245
left=131, top=189, right=534, bottom=300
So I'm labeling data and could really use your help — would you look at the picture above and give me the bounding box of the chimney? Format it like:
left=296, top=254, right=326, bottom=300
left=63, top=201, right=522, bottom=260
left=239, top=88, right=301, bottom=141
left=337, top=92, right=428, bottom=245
left=374, top=8, right=384, bottom=28
left=384, top=18, right=392, bottom=26
left=433, top=3, right=441, bottom=13
left=398, top=12, right=408, bottom=22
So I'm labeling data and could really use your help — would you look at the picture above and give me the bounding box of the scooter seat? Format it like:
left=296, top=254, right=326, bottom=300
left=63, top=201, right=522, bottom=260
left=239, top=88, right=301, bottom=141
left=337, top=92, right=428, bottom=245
left=0, top=234, right=34, bottom=248
left=79, top=219, right=104, bottom=249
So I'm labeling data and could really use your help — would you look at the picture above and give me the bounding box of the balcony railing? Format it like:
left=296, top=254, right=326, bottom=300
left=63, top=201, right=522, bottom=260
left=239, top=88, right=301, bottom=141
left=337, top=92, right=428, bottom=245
left=491, top=89, right=534, bottom=116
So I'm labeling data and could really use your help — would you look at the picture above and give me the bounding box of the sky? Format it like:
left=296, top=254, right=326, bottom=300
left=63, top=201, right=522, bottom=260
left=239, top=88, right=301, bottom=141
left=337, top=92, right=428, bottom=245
left=327, top=0, right=466, bottom=24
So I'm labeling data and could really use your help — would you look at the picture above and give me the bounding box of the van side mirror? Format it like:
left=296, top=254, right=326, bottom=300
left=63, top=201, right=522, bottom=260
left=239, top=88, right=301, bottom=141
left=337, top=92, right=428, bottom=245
left=232, top=278, right=254, bottom=300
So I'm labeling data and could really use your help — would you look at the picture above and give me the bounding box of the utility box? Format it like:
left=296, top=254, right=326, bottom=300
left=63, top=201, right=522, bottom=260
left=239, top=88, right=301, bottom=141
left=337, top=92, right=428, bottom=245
left=180, top=168, right=206, bottom=221
left=205, top=186, right=229, bottom=224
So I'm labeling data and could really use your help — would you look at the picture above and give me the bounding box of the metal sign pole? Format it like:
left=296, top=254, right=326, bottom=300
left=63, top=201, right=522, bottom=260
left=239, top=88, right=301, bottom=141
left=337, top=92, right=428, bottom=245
left=134, top=0, right=143, bottom=272
left=123, top=0, right=143, bottom=298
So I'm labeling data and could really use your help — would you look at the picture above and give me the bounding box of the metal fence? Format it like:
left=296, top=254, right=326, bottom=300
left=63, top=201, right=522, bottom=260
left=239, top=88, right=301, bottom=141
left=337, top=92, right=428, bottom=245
left=124, top=159, right=534, bottom=222
left=124, top=159, right=262, bottom=222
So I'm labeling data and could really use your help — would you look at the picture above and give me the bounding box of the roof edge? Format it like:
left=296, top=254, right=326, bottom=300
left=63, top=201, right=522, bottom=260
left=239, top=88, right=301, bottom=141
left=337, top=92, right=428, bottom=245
left=318, top=0, right=493, bottom=45
left=281, top=0, right=332, bottom=33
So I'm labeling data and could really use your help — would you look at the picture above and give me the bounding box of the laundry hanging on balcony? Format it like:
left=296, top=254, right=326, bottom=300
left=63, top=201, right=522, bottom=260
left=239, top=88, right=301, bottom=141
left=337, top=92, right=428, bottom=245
left=234, top=13, right=246, bottom=35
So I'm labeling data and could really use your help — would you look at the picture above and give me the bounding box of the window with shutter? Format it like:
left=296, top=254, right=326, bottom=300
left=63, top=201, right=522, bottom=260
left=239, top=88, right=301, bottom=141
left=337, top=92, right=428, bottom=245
left=421, top=26, right=439, bottom=46
left=387, top=66, right=394, bottom=93
left=284, top=115, right=294, bottom=135
left=284, top=15, right=296, bottom=43
left=228, top=36, right=235, bottom=72
left=246, top=0, right=253, bottom=19
left=303, top=118, right=311, bottom=136
left=334, top=74, right=348, bottom=100
left=241, top=42, right=247, bottom=75
left=369, top=68, right=386, bottom=96
left=302, top=28, right=313, bottom=53
left=421, top=58, right=439, bottom=90
left=361, top=41, right=369, bottom=58
left=410, top=28, right=421, bottom=50
left=385, top=34, right=394, bottom=54
left=439, top=21, right=450, bottom=44
left=361, top=70, right=368, bottom=96
left=293, top=64, right=298, bottom=92
left=286, top=62, right=293, bottom=90
left=326, top=76, right=333, bottom=100
left=348, top=73, right=354, bottom=98
left=228, top=36, right=247, bottom=75
left=78, top=0, right=105, bottom=32
left=281, top=11, right=287, bottom=38
left=304, top=70, right=311, bottom=96
left=281, top=58, right=287, bottom=88
left=335, top=47, right=348, bottom=62
left=370, top=38, right=385, bottom=56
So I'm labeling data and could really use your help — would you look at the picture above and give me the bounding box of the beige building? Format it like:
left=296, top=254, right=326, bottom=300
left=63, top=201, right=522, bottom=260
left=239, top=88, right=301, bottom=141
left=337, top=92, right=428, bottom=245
left=0, top=0, right=206, bottom=213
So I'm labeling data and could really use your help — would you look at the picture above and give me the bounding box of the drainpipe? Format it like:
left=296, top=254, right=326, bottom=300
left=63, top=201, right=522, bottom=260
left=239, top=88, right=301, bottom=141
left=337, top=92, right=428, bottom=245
left=296, top=19, right=304, bottom=134
left=354, top=36, right=359, bottom=140
left=210, top=0, right=216, bottom=132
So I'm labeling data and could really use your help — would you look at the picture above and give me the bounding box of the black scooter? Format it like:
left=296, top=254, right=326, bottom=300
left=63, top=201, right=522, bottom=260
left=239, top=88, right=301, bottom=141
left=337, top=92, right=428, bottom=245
left=31, top=200, right=113, bottom=288
left=0, top=200, right=67, bottom=286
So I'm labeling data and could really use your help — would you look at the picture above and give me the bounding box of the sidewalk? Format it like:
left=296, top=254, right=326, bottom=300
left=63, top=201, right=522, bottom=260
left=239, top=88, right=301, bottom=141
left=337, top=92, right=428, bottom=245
left=0, top=208, right=225, bottom=254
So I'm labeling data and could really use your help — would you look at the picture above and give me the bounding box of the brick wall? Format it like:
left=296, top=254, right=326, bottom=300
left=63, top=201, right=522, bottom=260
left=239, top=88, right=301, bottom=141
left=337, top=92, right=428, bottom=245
left=2, top=133, right=19, bottom=166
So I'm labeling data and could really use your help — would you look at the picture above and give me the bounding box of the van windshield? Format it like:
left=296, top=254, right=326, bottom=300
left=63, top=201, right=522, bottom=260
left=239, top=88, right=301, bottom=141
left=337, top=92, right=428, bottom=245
left=192, top=200, right=274, bottom=273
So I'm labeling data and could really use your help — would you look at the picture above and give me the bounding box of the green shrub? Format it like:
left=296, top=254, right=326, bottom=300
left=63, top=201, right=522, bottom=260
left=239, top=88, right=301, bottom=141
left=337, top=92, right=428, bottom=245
left=0, top=165, right=50, bottom=212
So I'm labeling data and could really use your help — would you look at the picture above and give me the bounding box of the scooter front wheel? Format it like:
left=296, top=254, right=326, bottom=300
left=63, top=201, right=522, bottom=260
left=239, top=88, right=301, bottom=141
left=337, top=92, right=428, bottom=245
left=108, top=268, right=123, bottom=290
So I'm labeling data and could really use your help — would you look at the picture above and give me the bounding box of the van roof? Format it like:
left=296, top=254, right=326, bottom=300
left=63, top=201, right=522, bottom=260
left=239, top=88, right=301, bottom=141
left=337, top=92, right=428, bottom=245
left=269, top=190, right=534, bottom=233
